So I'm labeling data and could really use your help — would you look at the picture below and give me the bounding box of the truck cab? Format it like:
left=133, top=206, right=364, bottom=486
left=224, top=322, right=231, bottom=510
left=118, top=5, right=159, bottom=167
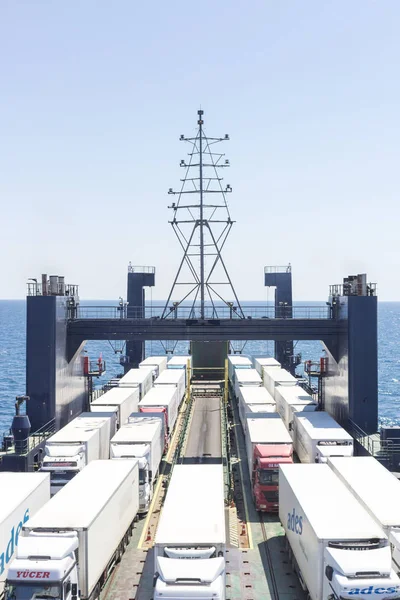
left=252, top=444, right=293, bottom=512
left=111, top=416, right=164, bottom=514
left=111, top=441, right=152, bottom=513
left=154, top=465, right=226, bottom=600
left=323, top=543, right=400, bottom=600
left=40, top=445, right=86, bottom=495
left=139, top=407, right=168, bottom=450
left=315, top=441, right=354, bottom=463
left=391, top=532, right=400, bottom=576
left=154, top=555, right=225, bottom=600
left=5, top=534, right=79, bottom=600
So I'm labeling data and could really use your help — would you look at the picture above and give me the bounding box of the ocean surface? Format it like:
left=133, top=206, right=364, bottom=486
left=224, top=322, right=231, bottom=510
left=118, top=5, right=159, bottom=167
left=0, top=300, right=399, bottom=433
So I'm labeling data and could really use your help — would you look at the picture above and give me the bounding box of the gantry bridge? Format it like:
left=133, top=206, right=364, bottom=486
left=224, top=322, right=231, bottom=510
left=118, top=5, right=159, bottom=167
left=66, top=303, right=345, bottom=360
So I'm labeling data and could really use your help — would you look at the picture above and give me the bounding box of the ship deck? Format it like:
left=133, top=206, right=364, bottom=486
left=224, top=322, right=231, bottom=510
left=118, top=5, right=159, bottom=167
left=100, top=383, right=305, bottom=600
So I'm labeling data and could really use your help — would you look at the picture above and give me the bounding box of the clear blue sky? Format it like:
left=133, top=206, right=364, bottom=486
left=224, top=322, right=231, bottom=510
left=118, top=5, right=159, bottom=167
left=1, top=1, right=399, bottom=301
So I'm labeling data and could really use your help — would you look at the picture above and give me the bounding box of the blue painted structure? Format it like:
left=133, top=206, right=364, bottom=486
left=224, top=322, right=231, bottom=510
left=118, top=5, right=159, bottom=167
left=323, top=292, right=378, bottom=434
left=1, top=277, right=87, bottom=471
left=26, top=294, right=86, bottom=431
left=264, top=265, right=295, bottom=373
left=125, top=266, right=155, bottom=371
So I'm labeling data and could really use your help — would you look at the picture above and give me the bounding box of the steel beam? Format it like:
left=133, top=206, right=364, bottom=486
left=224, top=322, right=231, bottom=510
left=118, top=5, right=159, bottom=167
left=67, top=317, right=346, bottom=361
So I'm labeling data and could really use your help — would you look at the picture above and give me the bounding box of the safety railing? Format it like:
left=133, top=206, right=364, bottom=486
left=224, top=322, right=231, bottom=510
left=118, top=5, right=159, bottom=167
left=221, top=394, right=234, bottom=504
left=329, top=282, right=377, bottom=297
left=27, top=282, right=79, bottom=297
left=72, top=304, right=331, bottom=320
left=170, top=389, right=195, bottom=470
left=264, top=265, right=291, bottom=274
left=348, top=419, right=400, bottom=461
left=127, top=264, right=155, bottom=274
left=1, top=418, right=56, bottom=455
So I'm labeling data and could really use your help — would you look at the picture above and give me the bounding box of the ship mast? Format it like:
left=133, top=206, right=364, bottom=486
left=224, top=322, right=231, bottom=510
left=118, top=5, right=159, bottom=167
left=162, top=109, right=243, bottom=320
left=199, top=111, right=205, bottom=317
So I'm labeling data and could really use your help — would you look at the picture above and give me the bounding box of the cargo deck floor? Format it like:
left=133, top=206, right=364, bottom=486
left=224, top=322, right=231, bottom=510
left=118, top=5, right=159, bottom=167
left=101, top=387, right=306, bottom=600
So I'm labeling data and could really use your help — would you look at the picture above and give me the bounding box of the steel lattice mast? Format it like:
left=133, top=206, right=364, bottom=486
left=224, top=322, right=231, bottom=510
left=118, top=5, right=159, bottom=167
left=162, top=110, right=243, bottom=319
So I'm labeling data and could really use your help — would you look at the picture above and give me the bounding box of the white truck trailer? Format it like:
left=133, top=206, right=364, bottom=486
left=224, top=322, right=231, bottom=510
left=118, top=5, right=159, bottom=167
left=293, top=411, right=354, bottom=463
left=227, top=355, right=252, bottom=386
left=167, top=355, right=190, bottom=387
left=139, top=385, right=180, bottom=437
left=118, top=367, right=153, bottom=399
left=0, top=473, right=50, bottom=598
left=40, top=412, right=117, bottom=495
left=274, top=385, right=317, bottom=431
left=90, top=386, right=139, bottom=427
left=327, top=456, right=400, bottom=574
left=167, top=355, right=191, bottom=369
left=5, top=460, right=139, bottom=600
left=139, top=356, right=168, bottom=379
left=110, top=416, right=164, bottom=513
left=280, top=464, right=400, bottom=600
left=262, top=366, right=297, bottom=399
left=154, top=369, right=186, bottom=406
left=253, top=357, right=281, bottom=376
left=238, top=386, right=276, bottom=429
left=154, top=464, right=226, bottom=600
left=234, top=368, right=262, bottom=399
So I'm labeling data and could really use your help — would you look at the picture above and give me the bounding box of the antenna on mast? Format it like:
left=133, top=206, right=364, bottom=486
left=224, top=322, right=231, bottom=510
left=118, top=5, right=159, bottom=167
left=162, top=110, right=243, bottom=320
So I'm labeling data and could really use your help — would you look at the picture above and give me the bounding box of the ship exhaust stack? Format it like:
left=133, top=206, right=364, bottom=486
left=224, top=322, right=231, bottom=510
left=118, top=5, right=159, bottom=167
left=41, top=273, right=48, bottom=295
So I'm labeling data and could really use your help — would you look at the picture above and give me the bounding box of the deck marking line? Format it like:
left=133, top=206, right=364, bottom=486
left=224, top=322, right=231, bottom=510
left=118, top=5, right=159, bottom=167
left=137, top=393, right=190, bottom=548
left=232, top=415, right=254, bottom=550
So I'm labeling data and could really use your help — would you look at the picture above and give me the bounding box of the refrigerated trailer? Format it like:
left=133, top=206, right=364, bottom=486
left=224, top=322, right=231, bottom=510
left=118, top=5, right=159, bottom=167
left=40, top=412, right=117, bottom=495
left=274, top=385, right=317, bottom=431
left=154, top=369, right=186, bottom=406
left=165, top=356, right=190, bottom=388
left=262, top=367, right=297, bottom=399
left=327, top=456, right=400, bottom=574
left=167, top=355, right=191, bottom=369
left=253, top=357, right=280, bottom=376
left=238, top=386, right=276, bottom=429
left=293, top=411, right=354, bottom=463
left=245, top=414, right=293, bottom=511
left=90, top=386, right=140, bottom=427
left=139, top=385, right=180, bottom=438
left=227, top=355, right=252, bottom=386
left=118, top=367, right=153, bottom=399
left=154, top=464, right=226, bottom=600
left=234, top=368, right=262, bottom=399
left=6, top=460, right=139, bottom=600
left=279, top=464, right=400, bottom=600
left=110, top=416, right=164, bottom=513
left=0, top=473, right=50, bottom=598
left=139, top=356, right=168, bottom=379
